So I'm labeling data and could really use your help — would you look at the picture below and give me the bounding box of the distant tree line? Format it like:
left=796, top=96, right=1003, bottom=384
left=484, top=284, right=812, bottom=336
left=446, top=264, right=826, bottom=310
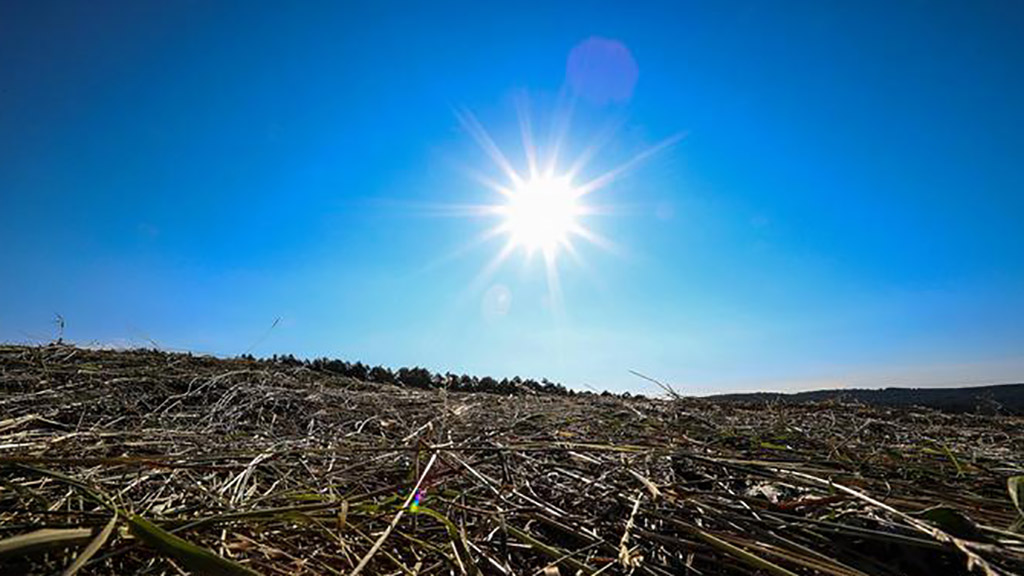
left=238, top=353, right=597, bottom=397
left=712, top=384, right=1024, bottom=415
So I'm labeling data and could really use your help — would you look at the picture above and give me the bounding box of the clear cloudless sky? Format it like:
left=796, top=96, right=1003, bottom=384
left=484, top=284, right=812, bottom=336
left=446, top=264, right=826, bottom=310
left=2, top=1, right=1023, bottom=393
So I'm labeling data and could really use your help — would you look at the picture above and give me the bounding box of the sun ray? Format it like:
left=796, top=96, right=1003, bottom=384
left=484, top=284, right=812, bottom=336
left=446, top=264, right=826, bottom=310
left=564, top=115, right=629, bottom=183
left=558, top=236, right=583, bottom=266
left=544, top=90, right=577, bottom=178
left=467, top=237, right=518, bottom=293
left=455, top=107, right=525, bottom=188
left=516, top=94, right=539, bottom=179
left=366, top=196, right=513, bottom=220
left=573, top=131, right=687, bottom=198
left=568, top=223, right=621, bottom=255
left=557, top=235, right=610, bottom=296
left=393, top=201, right=507, bottom=218
left=460, top=164, right=516, bottom=198
left=416, top=224, right=514, bottom=277
left=543, top=247, right=565, bottom=320
left=571, top=202, right=617, bottom=216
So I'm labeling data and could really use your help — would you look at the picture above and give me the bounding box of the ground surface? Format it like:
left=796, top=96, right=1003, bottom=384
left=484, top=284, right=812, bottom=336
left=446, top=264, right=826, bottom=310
left=1, top=344, right=1023, bottom=575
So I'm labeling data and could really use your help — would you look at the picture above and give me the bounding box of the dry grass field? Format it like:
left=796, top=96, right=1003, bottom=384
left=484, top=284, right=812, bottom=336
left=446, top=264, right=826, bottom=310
left=1, top=344, right=1023, bottom=575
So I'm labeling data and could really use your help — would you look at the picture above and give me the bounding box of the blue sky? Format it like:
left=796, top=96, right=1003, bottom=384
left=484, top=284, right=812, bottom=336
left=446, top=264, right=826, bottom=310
left=2, top=1, right=1023, bottom=393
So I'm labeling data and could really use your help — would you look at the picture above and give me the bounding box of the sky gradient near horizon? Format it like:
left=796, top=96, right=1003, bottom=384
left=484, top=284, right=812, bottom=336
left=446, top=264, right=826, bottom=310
left=2, top=1, right=1024, bottom=393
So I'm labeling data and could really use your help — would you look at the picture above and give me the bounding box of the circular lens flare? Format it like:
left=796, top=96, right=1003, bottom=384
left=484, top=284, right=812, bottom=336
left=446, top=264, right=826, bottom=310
left=504, top=176, right=579, bottom=253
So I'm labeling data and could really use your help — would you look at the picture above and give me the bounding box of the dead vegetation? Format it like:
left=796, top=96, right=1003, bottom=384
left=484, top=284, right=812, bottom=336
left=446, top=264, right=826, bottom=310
left=1, top=344, right=1023, bottom=575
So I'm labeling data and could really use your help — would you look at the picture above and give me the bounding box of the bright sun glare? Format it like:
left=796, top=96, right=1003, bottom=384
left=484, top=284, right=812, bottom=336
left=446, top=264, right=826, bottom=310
left=501, top=176, right=580, bottom=254
left=449, top=102, right=682, bottom=311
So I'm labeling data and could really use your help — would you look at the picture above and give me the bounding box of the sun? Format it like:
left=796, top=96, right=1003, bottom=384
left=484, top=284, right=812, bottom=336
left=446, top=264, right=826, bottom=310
left=448, top=102, right=682, bottom=310
left=500, top=176, right=580, bottom=254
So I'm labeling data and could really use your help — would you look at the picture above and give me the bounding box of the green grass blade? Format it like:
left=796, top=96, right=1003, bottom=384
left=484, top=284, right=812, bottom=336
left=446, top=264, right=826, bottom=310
left=0, top=528, right=92, bottom=559
left=128, top=514, right=260, bottom=576
left=1009, top=476, right=1024, bottom=515
left=1010, top=476, right=1024, bottom=533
